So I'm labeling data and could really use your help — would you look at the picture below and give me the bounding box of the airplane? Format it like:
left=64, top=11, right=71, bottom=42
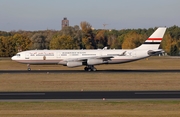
left=11, top=27, right=166, bottom=71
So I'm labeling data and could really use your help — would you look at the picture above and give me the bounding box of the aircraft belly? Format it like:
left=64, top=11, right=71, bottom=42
left=15, top=60, right=62, bottom=65
left=109, top=56, right=147, bottom=64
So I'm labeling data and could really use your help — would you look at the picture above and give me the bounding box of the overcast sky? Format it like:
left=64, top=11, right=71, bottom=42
left=0, top=0, right=179, bottom=31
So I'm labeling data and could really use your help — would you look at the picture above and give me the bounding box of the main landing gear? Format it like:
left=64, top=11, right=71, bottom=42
left=84, top=65, right=97, bottom=71
left=27, top=64, right=31, bottom=71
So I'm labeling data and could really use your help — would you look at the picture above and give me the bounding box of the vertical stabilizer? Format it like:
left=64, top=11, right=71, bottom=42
left=135, top=27, right=166, bottom=50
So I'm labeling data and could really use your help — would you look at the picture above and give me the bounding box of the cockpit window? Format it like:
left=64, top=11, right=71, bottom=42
left=16, top=54, right=21, bottom=56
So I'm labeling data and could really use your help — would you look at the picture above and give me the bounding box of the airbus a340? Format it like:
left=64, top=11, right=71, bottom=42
left=11, top=27, right=166, bottom=71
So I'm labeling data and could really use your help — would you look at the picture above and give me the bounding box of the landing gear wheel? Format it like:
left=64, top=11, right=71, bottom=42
left=27, top=68, right=31, bottom=71
left=84, top=65, right=97, bottom=72
left=92, top=68, right=97, bottom=71
left=84, top=67, right=88, bottom=71
left=88, top=68, right=92, bottom=72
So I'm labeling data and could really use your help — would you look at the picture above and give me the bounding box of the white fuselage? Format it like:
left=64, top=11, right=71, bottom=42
left=11, top=49, right=149, bottom=66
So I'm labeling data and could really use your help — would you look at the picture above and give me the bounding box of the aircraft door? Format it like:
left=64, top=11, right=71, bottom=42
left=57, top=52, right=61, bottom=58
left=25, top=53, right=30, bottom=59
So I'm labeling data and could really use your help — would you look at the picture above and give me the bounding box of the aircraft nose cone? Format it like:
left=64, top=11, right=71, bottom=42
left=11, top=56, right=15, bottom=60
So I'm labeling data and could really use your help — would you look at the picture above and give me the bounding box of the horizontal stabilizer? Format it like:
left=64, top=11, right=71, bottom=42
left=148, top=49, right=164, bottom=56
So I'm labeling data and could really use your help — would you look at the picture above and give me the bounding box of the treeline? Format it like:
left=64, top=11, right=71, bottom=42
left=0, top=22, right=180, bottom=57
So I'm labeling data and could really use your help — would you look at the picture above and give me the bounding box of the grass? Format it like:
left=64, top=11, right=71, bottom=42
left=0, top=73, right=180, bottom=91
left=0, top=101, right=180, bottom=117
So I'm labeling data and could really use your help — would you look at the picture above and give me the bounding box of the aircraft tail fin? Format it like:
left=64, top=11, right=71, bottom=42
left=135, top=27, right=166, bottom=50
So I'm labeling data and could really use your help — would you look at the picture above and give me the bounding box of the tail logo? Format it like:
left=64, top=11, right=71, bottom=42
left=144, top=38, right=162, bottom=44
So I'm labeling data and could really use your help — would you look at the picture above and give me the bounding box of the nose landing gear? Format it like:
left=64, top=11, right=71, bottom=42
left=27, top=64, right=31, bottom=71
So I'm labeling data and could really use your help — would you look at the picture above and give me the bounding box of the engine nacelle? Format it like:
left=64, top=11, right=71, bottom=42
left=87, top=59, right=106, bottom=65
left=67, top=61, right=82, bottom=67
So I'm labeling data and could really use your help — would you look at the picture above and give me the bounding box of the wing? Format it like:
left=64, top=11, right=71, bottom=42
left=64, top=55, right=114, bottom=62
left=63, top=51, right=126, bottom=62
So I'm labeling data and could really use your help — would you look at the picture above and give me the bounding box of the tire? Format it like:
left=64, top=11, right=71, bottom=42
left=27, top=68, right=31, bottom=71
left=88, top=68, right=92, bottom=72
left=84, top=67, right=88, bottom=71
left=92, top=68, right=97, bottom=71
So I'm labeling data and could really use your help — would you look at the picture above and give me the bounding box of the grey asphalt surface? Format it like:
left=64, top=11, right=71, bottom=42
left=0, top=91, right=180, bottom=101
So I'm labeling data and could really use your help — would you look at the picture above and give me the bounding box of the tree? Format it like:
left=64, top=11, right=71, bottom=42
left=80, top=21, right=96, bottom=49
left=95, top=30, right=107, bottom=49
left=30, top=33, right=47, bottom=49
left=107, top=34, right=119, bottom=49
left=170, top=44, right=179, bottom=56
left=60, top=25, right=82, bottom=49
left=0, top=36, right=9, bottom=57
left=50, top=35, right=79, bottom=49
left=161, top=33, right=173, bottom=55
left=107, top=29, right=132, bottom=49
left=168, top=26, right=180, bottom=55
left=0, top=34, right=32, bottom=57
left=168, top=25, right=180, bottom=40
left=12, top=34, right=32, bottom=52
left=122, top=31, right=144, bottom=49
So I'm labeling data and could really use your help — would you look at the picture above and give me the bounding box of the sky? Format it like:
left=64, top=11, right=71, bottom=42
left=0, top=0, right=180, bottom=31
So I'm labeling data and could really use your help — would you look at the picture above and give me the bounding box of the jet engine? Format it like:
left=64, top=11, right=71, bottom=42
left=87, top=59, right=106, bottom=65
left=67, top=61, right=82, bottom=67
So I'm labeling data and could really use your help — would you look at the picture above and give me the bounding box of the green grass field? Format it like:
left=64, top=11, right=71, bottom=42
left=0, top=56, right=180, bottom=117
